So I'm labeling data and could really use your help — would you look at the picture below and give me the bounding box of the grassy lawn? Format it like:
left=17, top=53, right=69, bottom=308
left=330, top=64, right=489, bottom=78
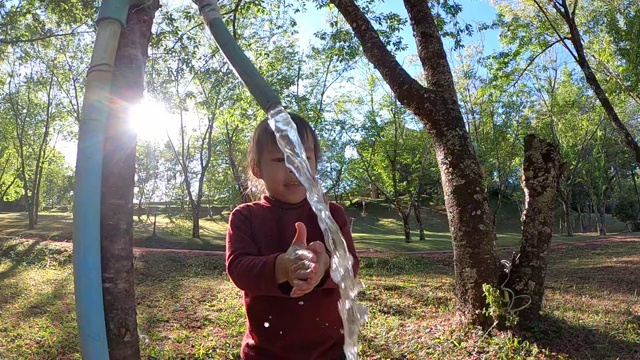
left=0, top=201, right=631, bottom=253
left=1, top=238, right=638, bottom=359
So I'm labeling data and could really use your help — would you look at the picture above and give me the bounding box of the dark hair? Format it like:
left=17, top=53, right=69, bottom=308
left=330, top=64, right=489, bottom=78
left=246, top=112, right=320, bottom=196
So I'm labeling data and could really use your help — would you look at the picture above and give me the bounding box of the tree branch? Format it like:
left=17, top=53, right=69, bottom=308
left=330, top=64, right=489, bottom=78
left=508, top=37, right=567, bottom=90
left=329, top=0, right=436, bottom=118
left=586, top=52, right=640, bottom=105
left=0, top=27, right=91, bottom=45
left=531, top=0, right=578, bottom=62
left=404, top=0, right=457, bottom=96
left=570, top=0, right=578, bottom=19
left=230, top=0, right=244, bottom=40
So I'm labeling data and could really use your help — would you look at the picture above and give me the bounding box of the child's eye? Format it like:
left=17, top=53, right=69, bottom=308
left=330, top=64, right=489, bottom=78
left=273, top=158, right=285, bottom=163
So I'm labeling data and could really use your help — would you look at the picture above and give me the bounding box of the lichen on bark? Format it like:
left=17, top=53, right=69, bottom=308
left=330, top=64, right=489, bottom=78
left=504, top=134, right=564, bottom=325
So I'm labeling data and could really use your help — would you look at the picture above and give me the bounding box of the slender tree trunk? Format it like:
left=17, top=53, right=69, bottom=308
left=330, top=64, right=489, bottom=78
left=8, top=75, right=34, bottom=229
left=631, top=168, right=640, bottom=219
left=413, top=199, right=425, bottom=240
left=100, top=2, right=159, bottom=359
left=225, top=123, right=250, bottom=203
left=597, top=175, right=615, bottom=236
left=506, top=135, right=564, bottom=324
left=400, top=208, right=412, bottom=243
left=137, top=194, right=144, bottom=222
left=549, top=0, right=640, bottom=165
left=597, top=201, right=607, bottom=236
left=558, top=216, right=563, bottom=235
left=560, top=192, right=573, bottom=237
left=0, top=174, right=19, bottom=201
left=370, top=183, right=378, bottom=199
left=331, top=0, right=499, bottom=326
left=34, top=188, right=40, bottom=225
left=26, top=194, right=35, bottom=229
left=31, top=72, right=54, bottom=227
left=191, top=200, right=200, bottom=239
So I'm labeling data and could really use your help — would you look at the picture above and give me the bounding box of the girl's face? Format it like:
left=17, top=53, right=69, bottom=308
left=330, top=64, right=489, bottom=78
left=253, top=138, right=316, bottom=204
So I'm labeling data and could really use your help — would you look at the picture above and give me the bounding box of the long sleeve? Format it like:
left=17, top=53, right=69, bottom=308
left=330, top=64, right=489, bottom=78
left=225, top=206, right=289, bottom=297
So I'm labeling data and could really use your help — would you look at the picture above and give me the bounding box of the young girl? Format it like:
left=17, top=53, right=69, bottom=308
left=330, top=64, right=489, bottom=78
left=225, top=112, right=359, bottom=360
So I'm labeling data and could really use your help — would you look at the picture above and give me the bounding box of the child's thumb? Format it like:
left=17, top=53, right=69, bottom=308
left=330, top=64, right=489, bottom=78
left=291, top=222, right=307, bottom=247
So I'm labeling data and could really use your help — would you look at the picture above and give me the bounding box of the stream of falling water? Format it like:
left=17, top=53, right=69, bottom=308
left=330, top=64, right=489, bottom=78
left=268, top=107, right=368, bottom=359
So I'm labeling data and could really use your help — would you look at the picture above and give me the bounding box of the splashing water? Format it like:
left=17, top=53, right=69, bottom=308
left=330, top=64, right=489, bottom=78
left=268, top=106, right=368, bottom=359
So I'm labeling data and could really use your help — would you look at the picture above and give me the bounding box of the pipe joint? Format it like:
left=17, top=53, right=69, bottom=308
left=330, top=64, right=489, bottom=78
left=97, top=0, right=131, bottom=26
left=194, top=0, right=222, bottom=23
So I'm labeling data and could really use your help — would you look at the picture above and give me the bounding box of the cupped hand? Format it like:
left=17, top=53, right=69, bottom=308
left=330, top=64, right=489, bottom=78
left=290, top=240, right=330, bottom=297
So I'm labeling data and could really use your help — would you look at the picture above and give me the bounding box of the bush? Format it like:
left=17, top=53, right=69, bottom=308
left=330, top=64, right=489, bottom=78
left=612, top=195, right=639, bottom=226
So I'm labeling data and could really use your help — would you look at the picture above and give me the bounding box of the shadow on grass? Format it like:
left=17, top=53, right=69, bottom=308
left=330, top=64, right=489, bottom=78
left=13, top=276, right=73, bottom=330
left=545, top=241, right=640, bottom=296
left=135, top=235, right=225, bottom=252
left=359, top=256, right=453, bottom=277
left=524, top=314, right=640, bottom=360
left=0, top=239, right=77, bottom=359
left=0, top=212, right=73, bottom=241
left=134, top=251, right=227, bottom=285
left=0, top=239, right=43, bottom=282
left=353, top=231, right=454, bottom=252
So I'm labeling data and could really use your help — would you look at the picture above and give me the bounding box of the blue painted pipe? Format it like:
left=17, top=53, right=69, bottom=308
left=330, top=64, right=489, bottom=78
left=73, top=1, right=129, bottom=358
left=194, top=0, right=282, bottom=113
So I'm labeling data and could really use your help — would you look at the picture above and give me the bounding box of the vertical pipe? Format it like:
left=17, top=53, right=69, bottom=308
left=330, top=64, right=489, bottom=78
left=73, top=17, right=123, bottom=360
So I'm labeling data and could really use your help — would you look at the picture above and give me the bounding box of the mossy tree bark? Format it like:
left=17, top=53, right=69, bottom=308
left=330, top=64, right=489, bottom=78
left=506, top=134, right=564, bottom=324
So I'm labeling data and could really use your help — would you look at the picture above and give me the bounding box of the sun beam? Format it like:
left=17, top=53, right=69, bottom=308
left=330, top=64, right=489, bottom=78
left=128, top=98, right=175, bottom=143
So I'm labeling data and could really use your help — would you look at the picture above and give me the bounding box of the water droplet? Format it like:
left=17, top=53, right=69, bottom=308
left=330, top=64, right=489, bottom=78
left=269, top=315, right=272, bottom=319
left=298, top=301, right=304, bottom=305
left=279, top=331, right=283, bottom=335
left=340, top=329, right=344, bottom=334
left=264, top=322, right=270, bottom=328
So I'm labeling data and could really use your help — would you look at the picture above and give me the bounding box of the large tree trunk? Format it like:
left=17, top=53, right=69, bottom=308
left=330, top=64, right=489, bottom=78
left=100, top=2, right=159, bottom=359
left=331, top=0, right=498, bottom=326
left=506, top=135, right=564, bottom=324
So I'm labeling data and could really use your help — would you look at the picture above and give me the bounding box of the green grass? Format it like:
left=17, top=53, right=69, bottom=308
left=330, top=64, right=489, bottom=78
left=0, top=200, right=631, bottom=253
left=1, top=238, right=639, bottom=359
left=346, top=201, right=630, bottom=251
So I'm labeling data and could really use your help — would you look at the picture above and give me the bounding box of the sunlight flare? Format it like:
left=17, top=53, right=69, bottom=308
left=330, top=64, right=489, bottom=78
left=128, top=98, right=175, bottom=142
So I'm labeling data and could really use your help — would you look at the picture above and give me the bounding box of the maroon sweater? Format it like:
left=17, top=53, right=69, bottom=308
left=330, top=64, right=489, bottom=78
left=226, top=195, right=359, bottom=360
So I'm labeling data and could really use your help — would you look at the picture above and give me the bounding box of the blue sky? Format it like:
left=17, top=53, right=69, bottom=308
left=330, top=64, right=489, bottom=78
left=293, top=0, right=501, bottom=61
left=59, top=0, right=503, bottom=166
